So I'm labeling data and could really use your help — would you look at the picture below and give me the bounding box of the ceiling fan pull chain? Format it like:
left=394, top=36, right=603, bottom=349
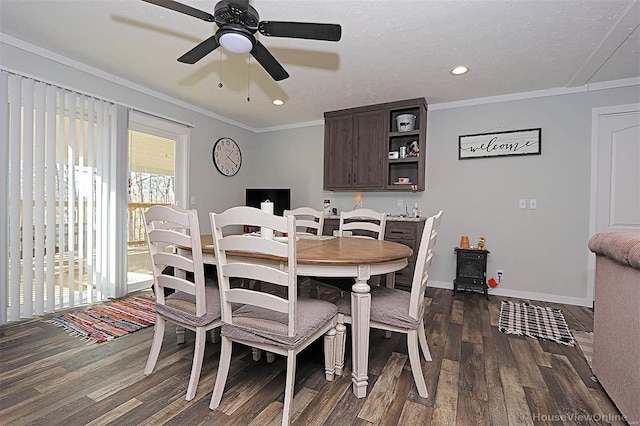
left=218, top=50, right=223, bottom=88
left=247, top=57, right=251, bottom=102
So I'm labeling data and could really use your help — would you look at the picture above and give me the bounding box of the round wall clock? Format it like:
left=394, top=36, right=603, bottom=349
left=212, top=137, right=242, bottom=176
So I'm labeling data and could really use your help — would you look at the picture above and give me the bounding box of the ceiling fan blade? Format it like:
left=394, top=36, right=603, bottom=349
left=178, top=36, right=220, bottom=64
left=141, top=0, right=214, bottom=22
left=251, top=41, right=289, bottom=81
left=258, top=21, right=341, bottom=42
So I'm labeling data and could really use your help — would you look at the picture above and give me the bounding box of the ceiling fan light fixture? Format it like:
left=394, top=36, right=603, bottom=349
left=219, top=32, right=253, bottom=54
left=272, top=99, right=284, bottom=106
left=451, top=65, right=469, bottom=75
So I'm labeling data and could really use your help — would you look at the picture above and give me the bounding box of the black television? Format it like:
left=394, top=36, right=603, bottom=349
left=245, top=188, right=291, bottom=216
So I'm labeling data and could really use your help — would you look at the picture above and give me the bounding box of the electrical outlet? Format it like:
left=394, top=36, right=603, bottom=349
left=497, top=269, right=504, bottom=280
left=397, top=199, right=403, bottom=208
left=518, top=199, right=527, bottom=209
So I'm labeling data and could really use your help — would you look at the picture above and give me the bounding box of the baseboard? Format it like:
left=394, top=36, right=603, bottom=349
left=428, top=280, right=590, bottom=307
left=127, top=279, right=153, bottom=294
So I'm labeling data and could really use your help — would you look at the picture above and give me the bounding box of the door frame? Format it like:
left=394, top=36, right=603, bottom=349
left=127, top=111, right=190, bottom=293
left=587, top=103, right=640, bottom=306
left=128, top=111, right=190, bottom=208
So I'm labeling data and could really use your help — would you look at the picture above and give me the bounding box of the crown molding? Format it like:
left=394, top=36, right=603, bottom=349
left=429, top=77, right=639, bottom=111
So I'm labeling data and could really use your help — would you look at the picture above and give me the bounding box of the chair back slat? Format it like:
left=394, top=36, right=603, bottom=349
left=408, top=210, right=443, bottom=320
left=339, top=208, right=387, bottom=240
left=225, top=288, right=289, bottom=314
left=218, top=234, right=290, bottom=259
left=148, top=228, right=192, bottom=249
left=284, top=207, right=325, bottom=236
left=211, top=206, right=298, bottom=337
left=156, top=274, right=197, bottom=295
left=143, top=205, right=206, bottom=317
left=153, top=252, right=195, bottom=274
left=223, top=263, right=290, bottom=288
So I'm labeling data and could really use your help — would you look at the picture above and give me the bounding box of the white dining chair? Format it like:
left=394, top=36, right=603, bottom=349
left=283, top=206, right=325, bottom=236
left=142, top=204, right=222, bottom=401
left=284, top=207, right=327, bottom=298
left=311, top=208, right=388, bottom=295
left=209, top=206, right=338, bottom=426
left=339, top=207, right=387, bottom=240
left=334, top=209, right=443, bottom=398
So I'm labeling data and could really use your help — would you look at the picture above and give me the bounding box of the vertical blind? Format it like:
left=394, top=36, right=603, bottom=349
left=0, top=70, right=126, bottom=323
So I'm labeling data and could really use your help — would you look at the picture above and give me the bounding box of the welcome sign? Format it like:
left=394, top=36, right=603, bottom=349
left=459, top=128, right=541, bottom=159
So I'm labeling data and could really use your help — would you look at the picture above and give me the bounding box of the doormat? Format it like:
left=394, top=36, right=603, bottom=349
left=47, top=294, right=156, bottom=344
left=499, top=300, right=575, bottom=347
left=572, top=330, right=594, bottom=370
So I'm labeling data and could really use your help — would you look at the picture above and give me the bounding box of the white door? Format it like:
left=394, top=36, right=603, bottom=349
left=588, top=104, right=640, bottom=304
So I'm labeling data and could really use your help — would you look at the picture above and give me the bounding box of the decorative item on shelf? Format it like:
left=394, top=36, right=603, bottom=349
left=399, top=146, right=407, bottom=158
left=478, top=236, right=486, bottom=250
left=397, top=177, right=410, bottom=184
left=323, top=199, right=331, bottom=216
left=408, top=140, right=419, bottom=157
left=396, top=114, right=416, bottom=132
left=388, top=151, right=399, bottom=159
left=459, top=235, right=470, bottom=249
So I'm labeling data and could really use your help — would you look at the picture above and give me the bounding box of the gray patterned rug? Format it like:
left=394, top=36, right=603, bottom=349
left=499, top=300, right=575, bottom=347
left=572, top=330, right=594, bottom=370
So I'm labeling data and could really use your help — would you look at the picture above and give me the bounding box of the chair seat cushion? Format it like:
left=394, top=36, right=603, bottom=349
left=156, top=284, right=221, bottom=327
left=222, top=297, right=338, bottom=349
left=336, top=287, right=422, bottom=330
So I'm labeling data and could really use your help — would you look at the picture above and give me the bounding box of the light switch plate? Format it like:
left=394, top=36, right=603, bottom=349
left=518, top=199, right=527, bottom=209
left=529, top=199, right=537, bottom=209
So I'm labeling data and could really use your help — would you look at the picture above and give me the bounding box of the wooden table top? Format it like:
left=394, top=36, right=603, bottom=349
left=199, top=234, right=413, bottom=265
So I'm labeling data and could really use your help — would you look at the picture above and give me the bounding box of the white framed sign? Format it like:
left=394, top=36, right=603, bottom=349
left=459, top=128, right=541, bottom=160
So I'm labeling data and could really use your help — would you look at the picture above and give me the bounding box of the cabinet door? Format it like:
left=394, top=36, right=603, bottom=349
left=324, top=114, right=353, bottom=190
left=353, top=110, right=386, bottom=189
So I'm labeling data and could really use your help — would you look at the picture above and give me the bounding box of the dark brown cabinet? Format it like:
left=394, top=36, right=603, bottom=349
left=324, top=98, right=427, bottom=192
left=323, top=217, right=425, bottom=292
left=323, top=109, right=386, bottom=190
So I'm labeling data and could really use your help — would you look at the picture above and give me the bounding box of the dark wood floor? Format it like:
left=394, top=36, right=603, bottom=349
left=0, top=287, right=627, bottom=425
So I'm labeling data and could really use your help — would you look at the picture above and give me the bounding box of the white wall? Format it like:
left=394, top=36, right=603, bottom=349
left=3, top=38, right=638, bottom=305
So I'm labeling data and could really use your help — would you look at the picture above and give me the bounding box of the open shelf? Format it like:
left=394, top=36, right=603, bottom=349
left=386, top=99, right=427, bottom=191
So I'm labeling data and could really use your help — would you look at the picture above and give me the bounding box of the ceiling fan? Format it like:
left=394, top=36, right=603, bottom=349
left=142, top=0, right=342, bottom=81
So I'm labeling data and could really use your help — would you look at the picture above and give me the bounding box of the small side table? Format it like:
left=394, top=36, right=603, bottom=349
left=453, top=247, right=490, bottom=299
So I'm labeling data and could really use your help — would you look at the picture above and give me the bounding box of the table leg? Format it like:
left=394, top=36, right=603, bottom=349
left=351, top=265, right=371, bottom=398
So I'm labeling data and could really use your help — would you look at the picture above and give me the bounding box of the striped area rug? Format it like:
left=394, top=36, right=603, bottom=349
left=572, top=330, right=594, bottom=370
left=47, top=294, right=156, bottom=344
left=499, top=300, right=575, bottom=347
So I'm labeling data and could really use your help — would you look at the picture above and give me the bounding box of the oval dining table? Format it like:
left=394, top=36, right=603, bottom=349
left=196, top=234, right=413, bottom=398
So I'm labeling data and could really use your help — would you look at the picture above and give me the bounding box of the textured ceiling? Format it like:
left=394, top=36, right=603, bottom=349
left=1, top=0, right=638, bottom=131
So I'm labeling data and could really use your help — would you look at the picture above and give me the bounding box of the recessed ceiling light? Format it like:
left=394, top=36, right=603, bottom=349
left=272, top=99, right=284, bottom=106
left=451, top=66, right=469, bottom=75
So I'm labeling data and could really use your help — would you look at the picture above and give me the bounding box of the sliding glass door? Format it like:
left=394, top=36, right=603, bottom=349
left=1, top=70, right=125, bottom=322
left=126, top=112, right=189, bottom=294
